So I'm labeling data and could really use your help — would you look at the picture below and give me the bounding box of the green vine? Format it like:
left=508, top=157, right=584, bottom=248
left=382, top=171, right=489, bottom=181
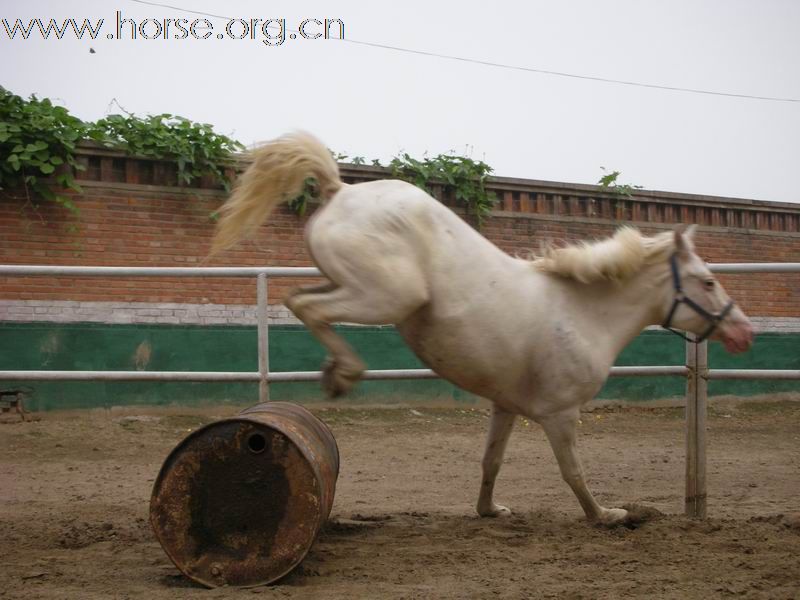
left=389, top=153, right=496, bottom=224
left=0, top=87, right=244, bottom=216
left=597, top=167, right=642, bottom=199
left=2, top=87, right=496, bottom=225
left=287, top=151, right=497, bottom=225
left=93, top=112, right=244, bottom=190
left=0, top=87, right=87, bottom=214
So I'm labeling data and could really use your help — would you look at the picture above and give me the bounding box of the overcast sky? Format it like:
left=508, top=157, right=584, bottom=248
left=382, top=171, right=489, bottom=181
left=3, top=0, right=799, bottom=203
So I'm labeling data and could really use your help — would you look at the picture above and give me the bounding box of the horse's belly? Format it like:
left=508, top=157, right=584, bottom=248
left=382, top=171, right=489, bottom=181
left=396, top=308, right=517, bottom=401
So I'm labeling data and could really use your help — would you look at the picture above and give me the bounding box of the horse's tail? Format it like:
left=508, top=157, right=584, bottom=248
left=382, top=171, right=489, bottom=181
left=211, top=131, right=342, bottom=254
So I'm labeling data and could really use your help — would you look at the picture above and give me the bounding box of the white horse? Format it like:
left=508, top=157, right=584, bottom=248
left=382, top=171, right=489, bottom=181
left=212, top=132, right=754, bottom=526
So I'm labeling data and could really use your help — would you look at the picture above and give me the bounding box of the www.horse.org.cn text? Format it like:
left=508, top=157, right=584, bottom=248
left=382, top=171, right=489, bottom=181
left=1, top=11, right=345, bottom=46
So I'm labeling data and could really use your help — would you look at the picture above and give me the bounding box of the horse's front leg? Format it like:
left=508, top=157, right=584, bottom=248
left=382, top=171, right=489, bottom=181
left=539, top=409, right=629, bottom=527
left=477, top=406, right=515, bottom=518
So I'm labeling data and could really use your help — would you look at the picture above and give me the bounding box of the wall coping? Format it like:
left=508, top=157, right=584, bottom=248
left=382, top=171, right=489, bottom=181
left=73, top=141, right=799, bottom=214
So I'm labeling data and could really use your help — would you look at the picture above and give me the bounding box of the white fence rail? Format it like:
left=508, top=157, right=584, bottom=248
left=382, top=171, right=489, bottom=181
left=1, top=262, right=799, bottom=519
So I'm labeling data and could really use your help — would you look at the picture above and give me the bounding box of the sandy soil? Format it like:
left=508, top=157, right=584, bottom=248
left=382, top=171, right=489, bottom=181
left=1, top=399, right=799, bottom=600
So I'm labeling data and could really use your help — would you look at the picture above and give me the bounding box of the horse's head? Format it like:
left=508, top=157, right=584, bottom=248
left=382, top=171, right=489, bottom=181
left=661, top=226, right=754, bottom=353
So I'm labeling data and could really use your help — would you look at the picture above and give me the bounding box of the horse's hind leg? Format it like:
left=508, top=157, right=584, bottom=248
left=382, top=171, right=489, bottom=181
left=477, top=406, right=516, bottom=517
left=286, top=282, right=344, bottom=393
left=286, top=283, right=427, bottom=397
left=286, top=281, right=338, bottom=300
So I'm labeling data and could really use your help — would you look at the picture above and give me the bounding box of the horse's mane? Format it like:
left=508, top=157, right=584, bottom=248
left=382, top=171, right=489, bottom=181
left=532, top=227, right=675, bottom=283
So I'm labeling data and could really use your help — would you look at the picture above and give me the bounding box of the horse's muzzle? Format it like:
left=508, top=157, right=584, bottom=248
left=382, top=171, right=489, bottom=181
left=717, top=312, right=754, bottom=354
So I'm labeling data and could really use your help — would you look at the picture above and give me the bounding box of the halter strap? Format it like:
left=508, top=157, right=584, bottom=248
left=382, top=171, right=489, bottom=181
left=662, top=253, right=735, bottom=344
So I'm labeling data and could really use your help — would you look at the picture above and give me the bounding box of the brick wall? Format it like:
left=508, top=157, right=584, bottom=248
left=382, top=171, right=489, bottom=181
left=0, top=143, right=798, bottom=327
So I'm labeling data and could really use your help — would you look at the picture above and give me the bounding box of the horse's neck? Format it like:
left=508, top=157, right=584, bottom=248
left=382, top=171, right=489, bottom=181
left=569, top=264, right=670, bottom=359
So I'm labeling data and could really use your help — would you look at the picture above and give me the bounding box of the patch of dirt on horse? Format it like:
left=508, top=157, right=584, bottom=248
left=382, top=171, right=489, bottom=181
left=1, top=401, right=799, bottom=599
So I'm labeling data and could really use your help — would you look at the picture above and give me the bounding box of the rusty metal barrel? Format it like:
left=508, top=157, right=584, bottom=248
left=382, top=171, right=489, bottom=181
left=149, top=402, right=339, bottom=588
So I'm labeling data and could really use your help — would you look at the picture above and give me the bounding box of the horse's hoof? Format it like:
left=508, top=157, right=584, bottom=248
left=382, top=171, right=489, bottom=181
left=595, top=507, right=629, bottom=527
left=321, top=358, right=363, bottom=398
left=322, top=371, right=349, bottom=399
left=477, top=504, right=512, bottom=518
left=321, top=358, right=340, bottom=398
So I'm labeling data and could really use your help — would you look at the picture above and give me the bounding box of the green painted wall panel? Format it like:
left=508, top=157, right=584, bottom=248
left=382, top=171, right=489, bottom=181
left=0, top=323, right=797, bottom=411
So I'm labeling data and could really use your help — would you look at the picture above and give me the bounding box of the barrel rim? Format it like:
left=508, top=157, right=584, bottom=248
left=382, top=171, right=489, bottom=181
left=240, top=402, right=340, bottom=474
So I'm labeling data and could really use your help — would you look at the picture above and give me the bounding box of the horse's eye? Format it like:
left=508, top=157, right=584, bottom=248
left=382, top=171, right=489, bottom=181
left=704, top=279, right=715, bottom=290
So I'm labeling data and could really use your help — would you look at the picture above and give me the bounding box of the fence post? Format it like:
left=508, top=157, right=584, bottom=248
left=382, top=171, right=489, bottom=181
left=257, top=273, right=270, bottom=403
left=685, top=338, right=708, bottom=518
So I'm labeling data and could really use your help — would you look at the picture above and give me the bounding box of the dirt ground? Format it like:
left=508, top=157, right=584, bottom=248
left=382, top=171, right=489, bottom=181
left=1, top=397, right=799, bottom=600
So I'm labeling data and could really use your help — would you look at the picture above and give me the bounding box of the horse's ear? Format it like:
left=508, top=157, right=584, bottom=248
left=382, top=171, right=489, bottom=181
left=673, top=225, right=696, bottom=257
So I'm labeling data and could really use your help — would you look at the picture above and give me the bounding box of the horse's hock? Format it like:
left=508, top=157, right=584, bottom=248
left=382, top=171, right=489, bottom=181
left=149, top=402, right=339, bottom=588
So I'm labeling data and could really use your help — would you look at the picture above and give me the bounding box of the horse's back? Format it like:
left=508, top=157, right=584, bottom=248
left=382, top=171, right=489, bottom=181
left=311, top=179, right=451, bottom=237
left=306, top=179, right=492, bottom=281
